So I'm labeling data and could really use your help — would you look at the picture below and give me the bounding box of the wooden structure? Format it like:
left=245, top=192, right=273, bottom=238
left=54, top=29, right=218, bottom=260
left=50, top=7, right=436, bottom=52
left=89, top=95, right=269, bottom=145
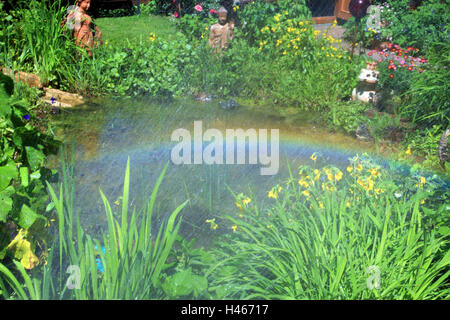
left=312, top=0, right=352, bottom=24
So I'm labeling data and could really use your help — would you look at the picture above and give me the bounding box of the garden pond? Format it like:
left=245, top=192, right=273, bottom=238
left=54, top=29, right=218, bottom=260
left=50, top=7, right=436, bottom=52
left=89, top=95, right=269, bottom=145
left=48, top=97, right=449, bottom=246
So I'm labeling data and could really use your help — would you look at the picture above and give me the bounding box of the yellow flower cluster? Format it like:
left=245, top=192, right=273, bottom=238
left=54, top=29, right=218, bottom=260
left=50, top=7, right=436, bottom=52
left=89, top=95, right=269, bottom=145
left=416, top=176, right=426, bottom=188
left=205, top=218, right=218, bottom=230
left=268, top=186, right=283, bottom=199
left=149, top=32, right=156, bottom=42
left=235, top=196, right=251, bottom=210
left=257, top=14, right=347, bottom=60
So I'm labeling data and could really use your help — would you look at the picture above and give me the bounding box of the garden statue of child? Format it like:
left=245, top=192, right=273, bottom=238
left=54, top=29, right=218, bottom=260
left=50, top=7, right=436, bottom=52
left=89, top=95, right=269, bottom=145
left=62, top=0, right=103, bottom=56
left=209, top=7, right=234, bottom=53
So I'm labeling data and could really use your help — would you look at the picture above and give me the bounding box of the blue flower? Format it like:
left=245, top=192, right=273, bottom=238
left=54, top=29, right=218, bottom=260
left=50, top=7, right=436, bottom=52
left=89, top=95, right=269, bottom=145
left=94, top=245, right=106, bottom=273
left=96, top=258, right=105, bottom=273
left=23, top=114, right=30, bottom=120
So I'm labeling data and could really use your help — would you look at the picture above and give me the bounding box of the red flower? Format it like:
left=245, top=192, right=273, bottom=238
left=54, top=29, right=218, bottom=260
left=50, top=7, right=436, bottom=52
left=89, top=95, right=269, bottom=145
left=408, top=66, right=413, bottom=71
left=384, top=53, right=389, bottom=57
left=389, top=60, right=394, bottom=64
left=174, top=11, right=179, bottom=18
left=209, top=8, right=217, bottom=15
left=194, top=4, right=203, bottom=12
left=368, top=52, right=373, bottom=56
left=389, top=74, right=394, bottom=79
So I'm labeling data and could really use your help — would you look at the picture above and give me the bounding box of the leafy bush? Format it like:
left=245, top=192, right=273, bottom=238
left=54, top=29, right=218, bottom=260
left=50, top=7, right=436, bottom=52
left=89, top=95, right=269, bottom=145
left=140, top=0, right=158, bottom=15
left=405, top=124, right=446, bottom=169
left=326, top=101, right=370, bottom=135
left=0, top=0, right=77, bottom=86
left=401, top=52, right=450, bottom=128
left=374, top=0, right=449, bottom=56
left=0, top=84, right=60, bottom=270
left=239, top=0, right=311, bottom=46
left=177, top=11, right=216, bottom=41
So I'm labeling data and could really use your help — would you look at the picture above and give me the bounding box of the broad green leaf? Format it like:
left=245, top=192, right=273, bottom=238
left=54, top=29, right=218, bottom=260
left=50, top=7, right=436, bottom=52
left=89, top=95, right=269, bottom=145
left=0, top=161, right=18, bottom=191
left=20, top=167, right=29, bottom=187
left=25, top=146, right=44, bottom=171
left=17, top=204, right=38, bottom=229
left=0, top=186, right=14, bottom=222
left=162, top=268, right=207, bottom=298
left=30, top=170, right=41, bottom=180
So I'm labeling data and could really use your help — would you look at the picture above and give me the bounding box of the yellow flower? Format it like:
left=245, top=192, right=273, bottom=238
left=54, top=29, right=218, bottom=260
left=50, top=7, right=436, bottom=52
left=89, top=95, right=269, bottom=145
left=299, top=21, right=304, bottom=26
left=356, top=164, right=363, bottom=172
left=347, top=165, right=353, bottom=173
left=284, top=11, right=289, bottom=15
left=298, top=179, right=309, bottom=188
left=212, top=224, right=218, bottom=230
left=420, top=199, right=425, bottom=205
left=105, top=40, right=109, bottom=46
left=346, top=201, right=351, bottom=207
left=367, top=178, right=374, bottom=191
left=416, top=176, right=426, bottom=187
left=319, top=201, right=324, bottom=209
left=310, top=153, right=317, bottom=161
left=303, top=190, right=310, bottom=197
left=283, top=50, right=287, bottom=55
left=268, top=190, right=279, bottom=199
left=368, top=168, right=380, bottom=178
left=405, top=148, right=412, bottom=155
left=278, top=186, right=283, bottom=193
left=327, top=174, right=334, bottom=181
left=232, top=225, right=238, bottom=232
left=235, top=201, right=242, bottom=210
left=335, top=171, right=343, bottom=181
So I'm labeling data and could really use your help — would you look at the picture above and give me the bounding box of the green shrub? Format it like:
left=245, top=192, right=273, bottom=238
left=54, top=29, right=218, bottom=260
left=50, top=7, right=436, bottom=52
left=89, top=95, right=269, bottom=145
left=239, top=0, right=311, bottom=46
left=326, top=101, right=370, bottom=135
left=401, top=53, right=450, bottom=128
left=0, top=84, right=60, bottom=270
left=375, top=0, right=449, bottom=55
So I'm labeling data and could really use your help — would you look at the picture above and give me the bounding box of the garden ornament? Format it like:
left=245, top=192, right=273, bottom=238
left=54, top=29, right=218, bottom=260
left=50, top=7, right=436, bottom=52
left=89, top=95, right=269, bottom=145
left=209, top=7, right=234, bottom=53
left=352, top=61, right=379, bottom=104
left=62, top=0, right=103, bottom=56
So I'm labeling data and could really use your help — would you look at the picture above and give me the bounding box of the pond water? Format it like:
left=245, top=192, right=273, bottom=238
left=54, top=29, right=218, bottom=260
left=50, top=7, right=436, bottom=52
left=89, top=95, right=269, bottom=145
left=49, top=97, right=448, bottom=245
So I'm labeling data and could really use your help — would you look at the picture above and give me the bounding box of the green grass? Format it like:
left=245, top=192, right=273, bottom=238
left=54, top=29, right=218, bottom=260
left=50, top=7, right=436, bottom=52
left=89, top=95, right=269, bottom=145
left=95, top=15, right=183, bottom=45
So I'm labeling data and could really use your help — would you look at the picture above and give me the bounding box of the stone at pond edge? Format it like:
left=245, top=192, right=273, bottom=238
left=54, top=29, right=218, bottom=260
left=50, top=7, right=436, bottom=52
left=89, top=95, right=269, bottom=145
left=355, top=123, right=372, bottom=141
left=1, top=67, right=43, bottom=89
left=194, top=92, right=213, bottom=102
left=41, top=88, right=85, bottom=108
left=219, top=99, right=239, bottom=110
